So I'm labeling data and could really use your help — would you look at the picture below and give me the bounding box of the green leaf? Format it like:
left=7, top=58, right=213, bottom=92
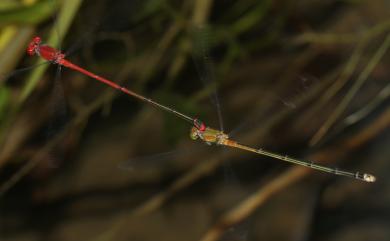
left=19, top=0, right=84, bottom=103
left=0, top=86, right=10, bottom=122
left=0, top=0, right=57, bottom=25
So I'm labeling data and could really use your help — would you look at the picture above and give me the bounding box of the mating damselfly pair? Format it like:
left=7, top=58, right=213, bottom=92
left=25, top=36, right=376, bottom=183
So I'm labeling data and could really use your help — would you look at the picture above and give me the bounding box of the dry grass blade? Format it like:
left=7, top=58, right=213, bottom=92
left=310, top=33, right=390, bottom=145
left=301, top=40, right=366, bottom=135
left=292, top=20, right=390, bottom=45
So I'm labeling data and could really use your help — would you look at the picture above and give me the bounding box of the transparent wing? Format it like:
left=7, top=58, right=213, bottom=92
left=191, top=26, right=243, bottom=191
left=44, top=65, right=69, bottom=167
left=64, top=21, right=101, bottom=57
left=0, top=61, right=50, bottom=82
left=192, top=26, right=224, bottom=132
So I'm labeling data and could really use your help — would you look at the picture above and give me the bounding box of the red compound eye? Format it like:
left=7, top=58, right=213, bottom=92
left=33, top=36, right=41, bottom=44
left=26, top=36, right=42, bottom=56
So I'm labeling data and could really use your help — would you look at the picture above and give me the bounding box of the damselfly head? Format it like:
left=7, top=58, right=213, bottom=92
left=27, top=36, right=42, bottom=56
left=194, top=118, right=206, bottom=131
left=190, top=127, right=199, bottom=140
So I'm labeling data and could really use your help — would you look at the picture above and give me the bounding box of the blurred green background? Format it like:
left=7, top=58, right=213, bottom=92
left=0, top=0, right=389, bottom=240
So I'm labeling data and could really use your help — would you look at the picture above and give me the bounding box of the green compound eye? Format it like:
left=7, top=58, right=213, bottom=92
left=190, top=127, right=199, bottom=140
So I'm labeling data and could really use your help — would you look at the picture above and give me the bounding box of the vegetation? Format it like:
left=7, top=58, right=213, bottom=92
left=0, top=1, right=389, bottom=240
